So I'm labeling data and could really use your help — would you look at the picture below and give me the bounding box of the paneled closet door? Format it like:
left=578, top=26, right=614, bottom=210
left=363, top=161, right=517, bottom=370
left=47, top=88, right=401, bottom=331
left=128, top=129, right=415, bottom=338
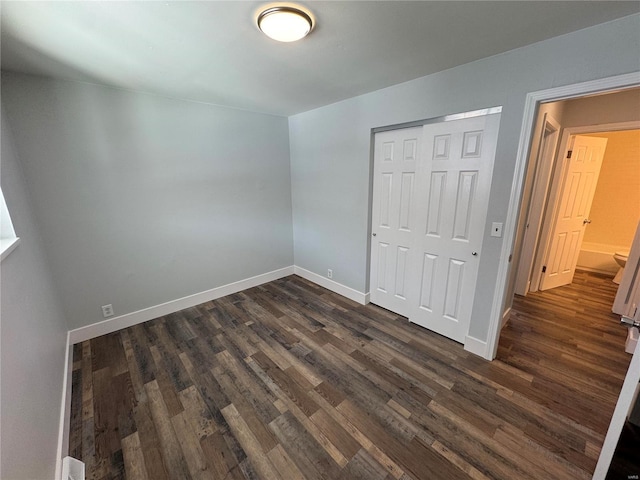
left=370, top=127, right=421, bottom=317
left=408, top=114, right=501, bottom=343
left=370, top=114, right=501, bottom=343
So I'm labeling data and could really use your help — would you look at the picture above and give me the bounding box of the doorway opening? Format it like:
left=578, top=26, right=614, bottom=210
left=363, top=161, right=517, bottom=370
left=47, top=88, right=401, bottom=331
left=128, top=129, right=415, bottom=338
left=491, top=77, right=640, bottom=478
left=487, top=74, right=640, bottom=361
left=509, top=89, right=640, bottom=331
left=512, top=92, right=640, bottom=300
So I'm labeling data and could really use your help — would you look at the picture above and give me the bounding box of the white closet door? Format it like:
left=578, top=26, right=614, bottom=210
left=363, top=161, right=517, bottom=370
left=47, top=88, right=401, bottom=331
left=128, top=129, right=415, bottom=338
left=370, top=114, right=501, bottom=343
left=370, top=127, right=421, bottom=317
left=408, top=114, right=501, bottom=343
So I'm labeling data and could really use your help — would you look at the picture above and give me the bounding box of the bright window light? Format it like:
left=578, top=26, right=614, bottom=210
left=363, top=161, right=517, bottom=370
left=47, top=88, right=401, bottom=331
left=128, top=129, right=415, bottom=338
left=1, top=188, right=19, bottom=261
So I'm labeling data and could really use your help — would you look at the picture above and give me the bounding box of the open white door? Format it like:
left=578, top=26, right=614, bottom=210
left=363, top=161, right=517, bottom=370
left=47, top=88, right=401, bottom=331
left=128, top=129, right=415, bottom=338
left=593, top=309, right=640, bottom=479
left=539, top=135, right=608, bottom=290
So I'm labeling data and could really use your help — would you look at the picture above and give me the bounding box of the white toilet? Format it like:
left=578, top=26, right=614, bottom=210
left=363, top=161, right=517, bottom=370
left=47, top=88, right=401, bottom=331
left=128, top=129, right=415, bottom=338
left=613, top=250, right=629, bottom=284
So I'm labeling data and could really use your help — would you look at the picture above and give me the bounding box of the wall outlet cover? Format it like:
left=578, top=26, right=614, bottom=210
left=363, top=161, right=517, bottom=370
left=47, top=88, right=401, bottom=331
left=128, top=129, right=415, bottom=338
left=101, top=304, right=114, bottom=318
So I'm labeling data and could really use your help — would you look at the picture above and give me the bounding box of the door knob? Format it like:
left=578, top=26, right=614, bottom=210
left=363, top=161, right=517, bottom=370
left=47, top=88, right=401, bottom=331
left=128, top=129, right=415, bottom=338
left=372, top=233, right=377, bottom=237
left=472, top=252, right=478, bottom=256
left=583, top=218, right=592, bottom=225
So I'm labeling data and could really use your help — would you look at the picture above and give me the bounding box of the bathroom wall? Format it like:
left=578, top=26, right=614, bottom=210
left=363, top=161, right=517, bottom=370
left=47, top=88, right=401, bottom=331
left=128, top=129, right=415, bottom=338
left=577, top=129, right=640, bottom=273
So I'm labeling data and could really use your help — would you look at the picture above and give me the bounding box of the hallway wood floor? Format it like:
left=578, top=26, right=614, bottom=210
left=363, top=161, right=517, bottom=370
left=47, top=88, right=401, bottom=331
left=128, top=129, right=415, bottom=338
left=69, top=271, right=631, bottom=479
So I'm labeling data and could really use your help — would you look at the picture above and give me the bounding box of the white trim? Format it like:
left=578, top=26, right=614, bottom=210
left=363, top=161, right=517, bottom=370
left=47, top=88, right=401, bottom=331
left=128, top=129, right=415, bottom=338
left=463, top=335, right=488, bottom=358
left=61, top=456, right=85, bottom=480
left=68, top=266, right=294, bottom=344
left=372, top=106, right=503, bottom=133
left=0, top=236, right=20, bottom=261
left=501, top=307, right=512, bottom=329
left=513, top=113, right=561, bottom=296
left=293, top=266, right=369, bottom=305
left=55, top=332, right=73, bottom=480
left=486, top=72, right=640, bottom=361
left=575, top=266, right=616, bottom=276
left=561, top=120, right=640, bottom=135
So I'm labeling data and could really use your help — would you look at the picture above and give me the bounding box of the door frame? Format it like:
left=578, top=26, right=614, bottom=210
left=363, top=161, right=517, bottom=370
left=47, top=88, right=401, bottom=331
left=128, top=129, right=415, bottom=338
left=486, top=71, right=640, bottom=360
left=514, top=113, right=561, bottom=296
left=527, top=123, right=639, bottom=293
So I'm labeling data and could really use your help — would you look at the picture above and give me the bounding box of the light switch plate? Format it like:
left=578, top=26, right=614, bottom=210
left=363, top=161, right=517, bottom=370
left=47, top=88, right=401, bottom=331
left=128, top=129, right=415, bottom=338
left=491, top=222, right=503, bottom=238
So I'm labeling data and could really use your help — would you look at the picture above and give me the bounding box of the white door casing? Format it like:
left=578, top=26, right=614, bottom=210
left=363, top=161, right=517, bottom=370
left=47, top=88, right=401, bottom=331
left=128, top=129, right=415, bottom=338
left=370, top=113, right=501, bottom=343
left=539, top=135, right=608, bottom=291
left=370, top=127, right=421, bottom=317
left=514, top=113, right=561, bottom=296
left=409, top=114, right=501, bottom=342
left=592, top=306, right=640, bottom=479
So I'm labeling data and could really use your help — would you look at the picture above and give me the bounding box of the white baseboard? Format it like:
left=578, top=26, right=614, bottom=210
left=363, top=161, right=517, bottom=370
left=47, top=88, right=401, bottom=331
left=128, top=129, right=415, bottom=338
left=576, top=248, right=619, bottom=275
left=68, top=266, right=294, bottom=344
left=464, top=334, right=489, bottom=360
left=293, top=266, right=369, bottom=305
left=575, top=266, right=616, bottom=276
left=465, top=308, right=510, bottom=361
left=55, top=332, right=73, bottom=480
left=61, top=457, right=85, bottom=480
left=501, top=307, right=512, bottom=329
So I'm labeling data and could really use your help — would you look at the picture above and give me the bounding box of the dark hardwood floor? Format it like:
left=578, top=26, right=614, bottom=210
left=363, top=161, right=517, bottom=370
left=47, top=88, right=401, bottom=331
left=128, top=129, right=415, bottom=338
left=69, top=271, right=632, bottom=479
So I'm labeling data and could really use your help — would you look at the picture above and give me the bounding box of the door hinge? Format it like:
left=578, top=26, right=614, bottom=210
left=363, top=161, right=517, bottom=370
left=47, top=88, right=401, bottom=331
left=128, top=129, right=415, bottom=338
left=542, top=265, right=547, bottom=273
left=567, top=150, right=572, bottom=159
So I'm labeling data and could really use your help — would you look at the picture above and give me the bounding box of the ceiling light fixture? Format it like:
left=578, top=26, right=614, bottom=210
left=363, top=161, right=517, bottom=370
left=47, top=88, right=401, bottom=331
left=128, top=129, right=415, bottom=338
left=257, top=6, right=313, bottom=42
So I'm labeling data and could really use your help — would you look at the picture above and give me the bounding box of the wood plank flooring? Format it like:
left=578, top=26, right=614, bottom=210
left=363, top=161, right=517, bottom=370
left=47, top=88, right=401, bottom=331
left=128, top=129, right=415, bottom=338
left=69, top=271, right=632, bottom=479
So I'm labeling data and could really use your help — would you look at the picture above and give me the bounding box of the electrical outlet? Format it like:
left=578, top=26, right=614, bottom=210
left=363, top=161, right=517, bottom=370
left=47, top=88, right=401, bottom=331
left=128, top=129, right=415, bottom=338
left=101, top=304, right=114, bottom=318
left=491, top=222, right=503, bottom=238
left=327, top=269, right=333, bottom=279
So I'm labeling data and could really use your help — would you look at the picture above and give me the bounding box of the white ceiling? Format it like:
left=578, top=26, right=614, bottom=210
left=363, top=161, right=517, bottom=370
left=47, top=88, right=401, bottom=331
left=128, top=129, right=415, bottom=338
left=2, top=1, right=639, bottom=116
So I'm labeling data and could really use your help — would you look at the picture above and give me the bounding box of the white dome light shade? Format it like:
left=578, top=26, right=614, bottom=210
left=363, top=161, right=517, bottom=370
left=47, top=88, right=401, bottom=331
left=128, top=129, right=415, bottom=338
left=258, top=7, right=312, bottom=42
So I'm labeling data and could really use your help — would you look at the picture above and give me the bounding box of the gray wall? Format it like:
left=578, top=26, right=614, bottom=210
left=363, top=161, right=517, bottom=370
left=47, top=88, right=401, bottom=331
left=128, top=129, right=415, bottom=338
left=561, top=87, right=640, bottom=128
left=289, top=14, right=640, bottom=342
left=2, top=73, right=293, bottom=330
left=1, top=107, right=68, bottom=479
